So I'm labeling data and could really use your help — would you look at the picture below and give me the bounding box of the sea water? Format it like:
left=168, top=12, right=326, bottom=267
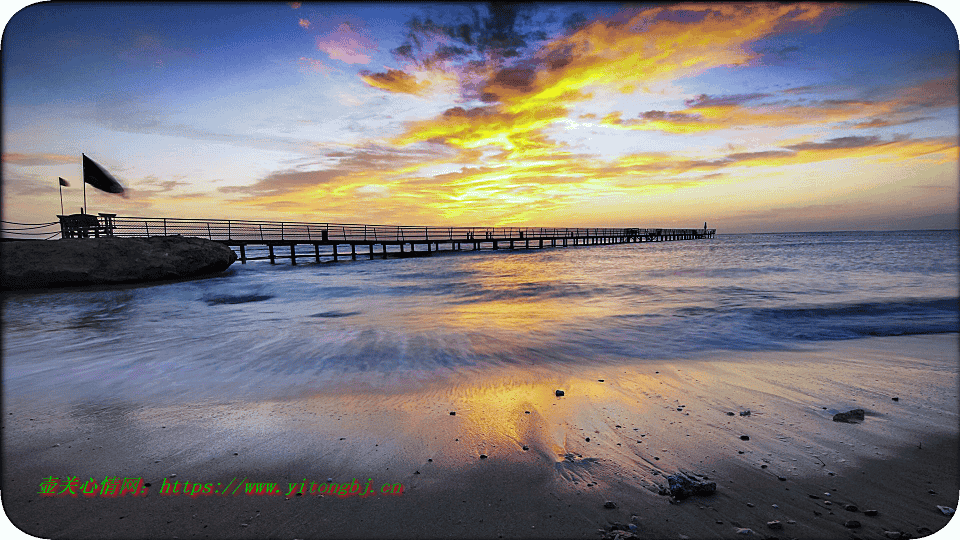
left=3, top=230, right=957, bottom=406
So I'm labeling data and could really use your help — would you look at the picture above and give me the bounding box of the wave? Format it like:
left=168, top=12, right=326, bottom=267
left=748, top=297, right=959, bottom=340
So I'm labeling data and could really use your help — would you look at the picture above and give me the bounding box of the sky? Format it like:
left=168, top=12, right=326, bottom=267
left=2, top=2, right=958, bottom=233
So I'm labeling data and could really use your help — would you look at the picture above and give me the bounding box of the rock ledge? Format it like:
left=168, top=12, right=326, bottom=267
left=2, top=236, right=237, bottom=290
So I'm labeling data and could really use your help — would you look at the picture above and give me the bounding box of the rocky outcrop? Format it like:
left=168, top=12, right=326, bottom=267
left=1, top=236, right=237, bottom=290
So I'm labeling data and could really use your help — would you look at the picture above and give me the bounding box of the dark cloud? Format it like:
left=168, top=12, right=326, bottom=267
left=218, top=169, right=342, bottom=197
left=639, top=110, right=696, bottom=121
left=785, top=136, right=882, bottom=151
left=684, top=93, right=771, bottom=108
left=851, top=116, right=931, bottom=129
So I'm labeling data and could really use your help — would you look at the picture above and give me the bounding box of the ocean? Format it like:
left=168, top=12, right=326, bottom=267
left=3, top=230, right=957, bottom=406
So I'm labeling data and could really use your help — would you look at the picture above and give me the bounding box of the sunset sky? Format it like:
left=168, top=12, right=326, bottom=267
left=2, top=2, right=957, bottom=233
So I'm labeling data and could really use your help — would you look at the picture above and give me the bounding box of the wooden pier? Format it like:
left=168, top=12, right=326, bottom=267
left=51, top=216, right=716, bottom=265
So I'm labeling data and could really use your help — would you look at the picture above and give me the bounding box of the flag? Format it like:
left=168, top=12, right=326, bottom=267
left=59, top=177, right=69, bottom=187
left=82, top=154, right=124, bottom=194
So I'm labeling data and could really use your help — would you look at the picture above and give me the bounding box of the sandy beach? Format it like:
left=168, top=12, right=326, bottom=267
left=3, top=333, right=958, bottom=539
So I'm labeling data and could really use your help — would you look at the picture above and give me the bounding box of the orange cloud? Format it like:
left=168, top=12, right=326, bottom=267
left=298, top=18, right=310, bottom=29
left=359, top=69, right=433, bottom=96
left=382, top=4, right=843, bottom=158
left=2, top=153, right=75, bottom=166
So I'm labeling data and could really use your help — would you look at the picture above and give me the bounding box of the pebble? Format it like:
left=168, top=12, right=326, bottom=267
left=734, top=528, right=754, bottom=535
left=555, top=390, right=565, bottom=396
left=727, top=412, right=735, bottom=416
left=892, top=397, right=899, bottom=401
left=740, top=435, right=750, bottom=441
left=777, top=476, right=786, bottom=481
left=883, top=532, right=903, bottom=539
left=522, top=445, right=529, bottom=451
left=864, top=509, right=879, bottom=516
left=450, top=411, right=456, bottom=415
left=844, top=504, right=858, bottom=512
left=844, top=520, right=861, bottom=528
left=937, top=505, right=955, bottom=516
left=746, top=503, right=755, bottom=508
left=604, top=501, right=617, bottom=509
left=740, top=410, right=751, bottom=416
left=586, top=437, right=591, bottom=442
left=479, top=454, right=488, bottom=459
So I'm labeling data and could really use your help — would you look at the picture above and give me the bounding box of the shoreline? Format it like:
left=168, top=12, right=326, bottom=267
left=3, top=334, right=958, bottom=538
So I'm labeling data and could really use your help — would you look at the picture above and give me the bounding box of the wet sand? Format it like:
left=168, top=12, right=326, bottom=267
left=3, top=334, right=958, bottom=539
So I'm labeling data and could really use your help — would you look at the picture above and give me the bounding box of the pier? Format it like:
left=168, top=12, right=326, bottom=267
left=5, top=216, right=716, bottom=265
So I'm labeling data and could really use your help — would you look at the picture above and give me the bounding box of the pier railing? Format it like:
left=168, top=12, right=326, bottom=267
left=96, top=216, right=713, bottom=242
left=3, top=216, right=715, bottom=242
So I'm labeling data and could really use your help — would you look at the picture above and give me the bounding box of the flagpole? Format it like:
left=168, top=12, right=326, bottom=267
left=82, top=154, right=86, bottom=214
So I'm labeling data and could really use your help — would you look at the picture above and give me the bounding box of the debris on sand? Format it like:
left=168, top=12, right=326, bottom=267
left=832, top=409, right=865, bottom=423
left=664, top=472, right=717, bottom=500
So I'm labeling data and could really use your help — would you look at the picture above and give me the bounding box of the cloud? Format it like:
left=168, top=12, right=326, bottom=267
left=1, top=153, right=75, bottom=166
left=219, top=169, right=344, bottom=198
left=315, top=22, right=376, bottom=64
left=598, top=75, right=958, bottom=135
left=298, top=18, right=310, bottom=29
left=360, top=69, right=431, bottom=96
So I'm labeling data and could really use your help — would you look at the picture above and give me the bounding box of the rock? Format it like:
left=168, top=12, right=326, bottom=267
left=917, top=527, right=933, bottom=535
left=479, top=454, right=487, bottom=459
left=449, top=411, right=456, bottom=415
left=777, top=476, right=787, bottom=481
left=883, top=531, right=903, bottom=539
left=833, top=409, right=865, bottom=423
left=522, top=445, right=529, bottom=451
left=844, top=520, right=861, bottom=528
left=604, top=501, right=617, bottom=509
left=740, top=410, right=751, bottom=416
left=892, top=397, right=899, bottom=401
left=767, top=521, right=783, bottom=530
left=601, top=531, right=637, bottom=540
left=555, top=390, right=564, bottom=396
left=666, top=472, right=717, bottom=500
left=734, top=528, right=754, bottom=535
left=937, top=505, right=955, bottom=516
left=1, top=236, right=237, bottom=290
left=844, top=504, right=858, bottom=512
left=740, top=435, right=750, bottom=441
left=864, top=509, right=879, bottom=516
left=727, top=412, right=735, bottom=416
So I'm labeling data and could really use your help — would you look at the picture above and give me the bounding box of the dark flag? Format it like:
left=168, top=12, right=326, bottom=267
left=59, top=177, right=70, bottom=187
left=82, top=154, right=124, bottom=194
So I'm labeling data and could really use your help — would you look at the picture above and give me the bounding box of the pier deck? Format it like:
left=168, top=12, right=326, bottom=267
left=0, top=216, right=716, bottom=264
left=71, top=217, right=716, bottom=264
